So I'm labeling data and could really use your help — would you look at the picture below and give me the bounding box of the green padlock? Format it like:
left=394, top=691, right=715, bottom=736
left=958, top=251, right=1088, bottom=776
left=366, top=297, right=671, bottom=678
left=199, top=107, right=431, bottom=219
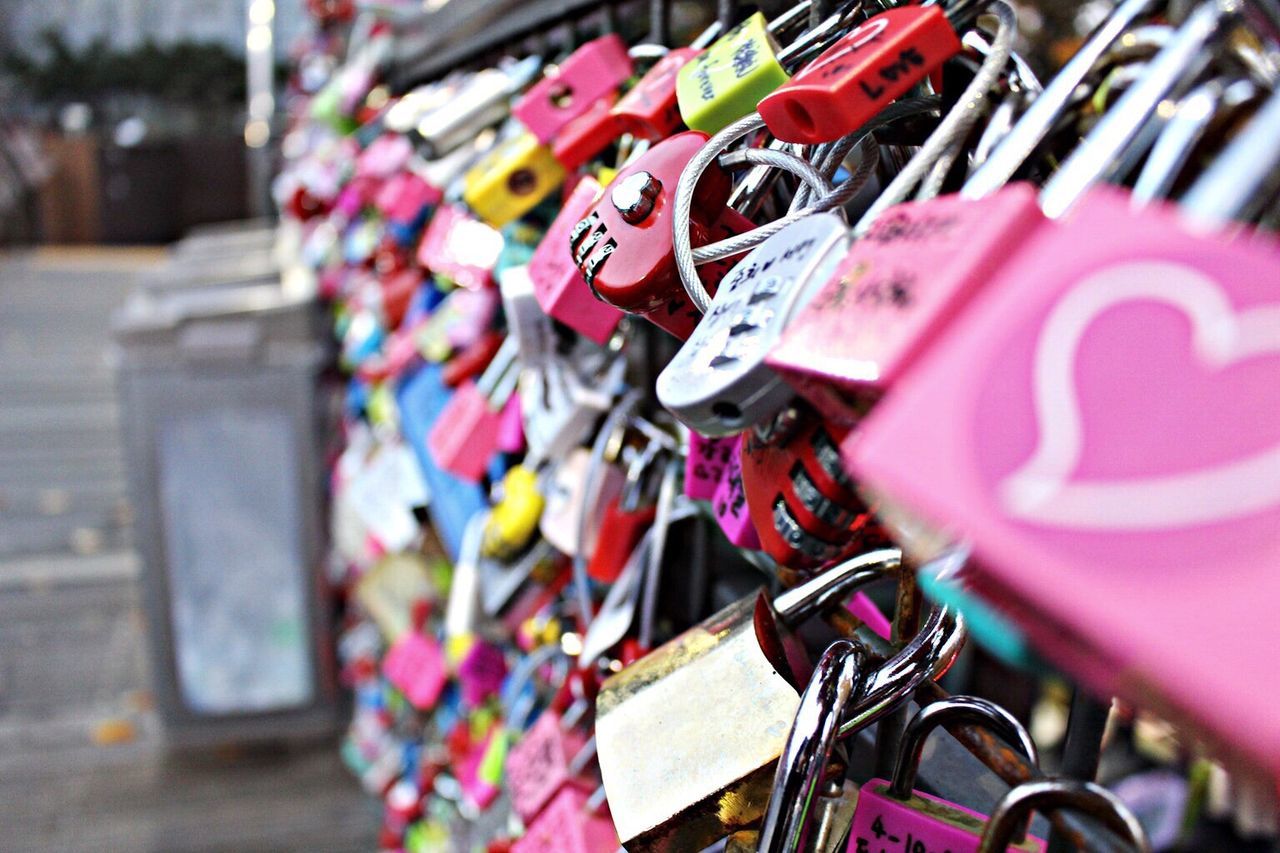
left=675, top=3, right=861, bottom=135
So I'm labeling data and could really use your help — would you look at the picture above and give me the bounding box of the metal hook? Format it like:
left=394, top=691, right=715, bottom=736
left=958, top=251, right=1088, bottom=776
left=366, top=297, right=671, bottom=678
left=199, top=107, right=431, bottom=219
left=978, top=779, right=1152, bottom=853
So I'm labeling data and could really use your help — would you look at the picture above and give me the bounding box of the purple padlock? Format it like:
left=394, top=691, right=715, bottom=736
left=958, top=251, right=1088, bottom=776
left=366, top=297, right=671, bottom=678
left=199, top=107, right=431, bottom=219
left=457, top=638, right=508, bottom=708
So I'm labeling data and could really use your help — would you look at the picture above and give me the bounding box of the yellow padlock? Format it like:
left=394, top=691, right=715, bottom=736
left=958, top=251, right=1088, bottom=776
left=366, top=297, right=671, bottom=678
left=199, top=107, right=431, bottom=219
left=462, top=132, right=566, bottom=228
left=482, top=465, right=545, bottom=560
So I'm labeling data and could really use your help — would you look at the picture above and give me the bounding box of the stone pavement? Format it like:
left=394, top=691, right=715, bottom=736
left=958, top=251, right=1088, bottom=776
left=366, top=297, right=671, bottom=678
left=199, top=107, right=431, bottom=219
left=0, top=248, right=378, bottom=852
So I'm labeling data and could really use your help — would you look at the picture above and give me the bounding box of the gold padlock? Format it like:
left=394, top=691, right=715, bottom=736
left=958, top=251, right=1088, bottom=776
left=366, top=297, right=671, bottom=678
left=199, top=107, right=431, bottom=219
left=594, top=549, right=963, bottom=851
left=462, top=131, right=566, bottom=228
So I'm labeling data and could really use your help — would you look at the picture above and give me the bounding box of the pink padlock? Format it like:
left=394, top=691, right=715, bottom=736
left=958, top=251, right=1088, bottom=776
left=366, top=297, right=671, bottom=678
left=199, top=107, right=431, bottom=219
left=497, top=393, right=526, bottom=454
left=426, top=379, right=505, bottom=482
left=505, top=711, right=594, bottom=823
left=457, top=639, right=508, bottom=709
left=528, top=176, right=623, bottom=344
left=417, top=203, right=504, bottom=290
left=357, top=133, right=413, bottom=180
left=768, top=185, right=1044, bottom=427
left=847, top=186, right=1280, bottom=780
left=711, top=436, right=761, bottom=549
left=456, top=725, right=506, bottom=811
left=684, top=431, right=736, bottom=502
left=511, top=786, right=619, bottom=853
left=375, top=171, right=442, bottom=226
left=382, top=631, right=447, bottom=710
left=512, top=34, right=633, bottom=143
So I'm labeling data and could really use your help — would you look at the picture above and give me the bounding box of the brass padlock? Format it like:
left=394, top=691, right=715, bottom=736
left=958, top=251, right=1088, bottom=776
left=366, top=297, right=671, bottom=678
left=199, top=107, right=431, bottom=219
left=595, top=550, right=964, bottom=851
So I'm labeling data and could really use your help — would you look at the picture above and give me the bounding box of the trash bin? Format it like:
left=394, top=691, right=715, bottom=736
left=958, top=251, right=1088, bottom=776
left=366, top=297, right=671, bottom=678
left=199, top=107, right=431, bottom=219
left=113, top=275, right=339, bottom=746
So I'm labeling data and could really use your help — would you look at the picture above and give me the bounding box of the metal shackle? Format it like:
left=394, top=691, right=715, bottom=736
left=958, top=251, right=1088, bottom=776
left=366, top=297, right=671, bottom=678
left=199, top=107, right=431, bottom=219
left=977, top=779, right=1152, bottom=853
left=888, top=695, right=1039, bottom=843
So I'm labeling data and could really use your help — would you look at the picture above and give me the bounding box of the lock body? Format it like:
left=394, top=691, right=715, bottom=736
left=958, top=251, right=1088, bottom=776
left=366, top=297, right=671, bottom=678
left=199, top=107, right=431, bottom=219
left=848, top=780, right=1045, bottom=853
left=505, top=710, right=594, bottom=822
left=483, top=465, right=545, bottom=560
left=513, top=33, right=633, bottom=143
left=529, top=176, right=623, bottom=344
left=677, top=13, right=790, bottom=134
left=512, top=785, right=620, bottom=853
left=382, top=631, right=447, bottom=710
left=463, top=132, right=567, bottom=228
left=769, top=186, right=1045, bottom=426
left=658, top=213, right=851, bottom=435
left=711, top=436, right=761, bottom=549
left=758, top=6, right=963, bottom=144
left=417, top=203, right=504, bottom=290
left=552, top=97, right=622, bottom=170
left=570, top=131, right=744, bottom=340
left=427, top=379, right=514, bottom=482
left=613, top=47, right=701, bottom=140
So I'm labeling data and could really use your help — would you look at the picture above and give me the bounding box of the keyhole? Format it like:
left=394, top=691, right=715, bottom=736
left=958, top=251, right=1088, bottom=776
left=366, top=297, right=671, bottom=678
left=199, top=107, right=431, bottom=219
left=786, top=101, right=816, bottom=136
left=712, top=401, right=742, bottom=424
left=549, top=82, right=574, bottom=109
left=507, top=168, right=537, bottom=195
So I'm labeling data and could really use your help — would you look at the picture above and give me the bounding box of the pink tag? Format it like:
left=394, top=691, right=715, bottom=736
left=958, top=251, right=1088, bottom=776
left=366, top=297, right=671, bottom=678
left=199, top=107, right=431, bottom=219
left=357, top=134, right=413, bottom=181
left=457, top=640, right=508, bottom=709
left=505, top=711, right=593, bottom=822
left=512, top=786, right=619, bottom=853
left=711, top=437, right=761, bottom=549
left=417, top=204, right=504, bottom=290
left=426, top=379, right=503, bottom=482
left=382, top=631, right=447, bottom=710
left=497, top=393, right=526, bottom=454
left=685, top=432, right=736, bottom=501
left=848, top=187, right=1280, bottom=779
left=512, top=34, right=633, bottom=143
left=769, top=186, right=1044, bottom=423
left=528, top=177, right=623, bottom=344
left=848, top=779, right=1044, bottom=852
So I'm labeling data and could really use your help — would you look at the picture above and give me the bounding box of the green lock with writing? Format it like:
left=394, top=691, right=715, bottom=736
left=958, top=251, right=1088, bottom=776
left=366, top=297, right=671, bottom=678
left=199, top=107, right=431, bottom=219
left=676, top=12, right=790, bottom=134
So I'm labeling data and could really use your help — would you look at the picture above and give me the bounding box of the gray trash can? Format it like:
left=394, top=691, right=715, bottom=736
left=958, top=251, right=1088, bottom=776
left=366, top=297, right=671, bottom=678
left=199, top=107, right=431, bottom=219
left=113, top=276, right=339, bottom=746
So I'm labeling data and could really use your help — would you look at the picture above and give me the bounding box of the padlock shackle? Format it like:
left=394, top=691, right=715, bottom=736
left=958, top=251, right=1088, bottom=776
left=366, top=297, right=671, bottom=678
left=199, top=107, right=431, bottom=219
left=962, top=0, right=1162, bottom=200
left=1180, top=80, right=1280, bottom=229
left=977, top=779, right=1152, bottom=853
left=757, top=638, right=868, bottom=853
left=889, top=696, right=1038, bottom=799
left=773, top=547, right=903, bottom=627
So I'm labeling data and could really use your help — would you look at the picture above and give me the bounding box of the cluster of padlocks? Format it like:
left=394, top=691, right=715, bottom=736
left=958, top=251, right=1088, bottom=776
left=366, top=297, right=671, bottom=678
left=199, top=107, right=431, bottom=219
left=274, top=0, right=1280, bottom=849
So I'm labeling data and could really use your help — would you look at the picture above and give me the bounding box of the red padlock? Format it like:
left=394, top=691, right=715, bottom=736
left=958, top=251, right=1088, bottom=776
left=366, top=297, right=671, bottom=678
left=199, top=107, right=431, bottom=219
left=441, top=329, right=506, bottom=388
left=585, top=496, right=657, bottom=583
left=611, top=47, right=701, bottom=140
left=758, top=5, right=964, bottom=144
left=552, top=96, right=622, bottom=171
left=569, top=131, right=751, bottom=340
left=740, top=412, right=887, bottom=575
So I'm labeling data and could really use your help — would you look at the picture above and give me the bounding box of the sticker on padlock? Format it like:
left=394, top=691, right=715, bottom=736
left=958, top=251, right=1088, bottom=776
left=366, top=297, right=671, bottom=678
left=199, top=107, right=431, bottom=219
left=513, top=34, right=633, bottom=144
left=417, top=203, right=505, bottom=290
left=505, top=709, right=595, bottom=823
left=711, top=436, right=761, bottom=549
left=848, top=697, right=1044, bottom=853
left=741, top=411, right=886, bottom=573
left=528, top=176, right=623, bottom=345
left=657, top=212, right=851, bottom=436
left=847, top=185, right=1280, bottom=780
left=676, top=12, right=790, bottom=135
left=759, top=5, right=964, bottom=144
left=462, top=132, right=566, bottom=229
left=382, top=630, right=447, bottom=710
left=768, top=186, right=1045, bottom=426
left=685, top=431, right=737, bottom=501
left=570, top=131, right=750, bottom=340
left=613, top=47, right=701, bottom=140
left=540, top=446, right=626, bottom=557
left=511, top=785, right=619, bottom=853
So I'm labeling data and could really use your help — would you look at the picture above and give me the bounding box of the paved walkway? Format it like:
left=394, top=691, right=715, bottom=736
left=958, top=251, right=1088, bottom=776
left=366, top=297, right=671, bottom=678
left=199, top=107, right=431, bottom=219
left=0, top=248, right=377, bottom=852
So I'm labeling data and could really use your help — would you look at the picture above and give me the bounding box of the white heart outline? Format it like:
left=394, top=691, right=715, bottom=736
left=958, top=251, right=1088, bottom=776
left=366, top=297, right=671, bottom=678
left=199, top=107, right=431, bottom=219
left=998, top=260, right=1280, bottom=530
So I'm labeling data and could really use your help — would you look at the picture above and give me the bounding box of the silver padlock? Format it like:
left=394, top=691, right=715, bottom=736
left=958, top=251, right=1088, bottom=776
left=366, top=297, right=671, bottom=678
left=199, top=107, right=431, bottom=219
left=656, top=212, right=850, bottom=436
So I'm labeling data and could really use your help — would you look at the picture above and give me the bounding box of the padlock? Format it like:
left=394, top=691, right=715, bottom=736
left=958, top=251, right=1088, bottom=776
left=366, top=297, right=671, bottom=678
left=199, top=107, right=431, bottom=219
left=528, top=176, right=623, bottom=344
left=383, top=626, right=448, bottom=711
left=512, top=33, right=633, bottom=143
left=417, top=203, right=505, bottom=290
left=457, top=637, right=508, bottom=709
left=845, top=697, right=1043, bottom=853
left=767, top=186, right=1045, bottom=427
left=463, top=131, right=567, bottom=229
left=685, top=430, right=737, bottom=501
left=758, top=4, right=967, bottom=144
left=740, top=409, right=886, bottom=575
left=674, top=6, right=816, bottom=135
left=711, top=435, right=761, bottom=549
left=612, top=47, right=701, bottom=140
left=595, top=549, right=962, bottom=851
left=505, top=706, right=596, bottom=823
left=415, top=62, right=538, bottom=158
left=356, top=132, right=413, bottom=180
left=586, top=439, right=664, bottom=584
left=977, top=780, right=1151, bottom=853
left=551, top=96, right=622, bottom=171
left=442, top=329, right=506, bottom=388
left=511, top=785, right=619, bottom=853
left=427, top=337, right=520, bottom=482
left=540, top=446, right=626, bottom=557
left=657, top=212, right=851, bottom=436
left=483, top=465, right=546, bottom=561
left=570, top=131, right=751, bottom=340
